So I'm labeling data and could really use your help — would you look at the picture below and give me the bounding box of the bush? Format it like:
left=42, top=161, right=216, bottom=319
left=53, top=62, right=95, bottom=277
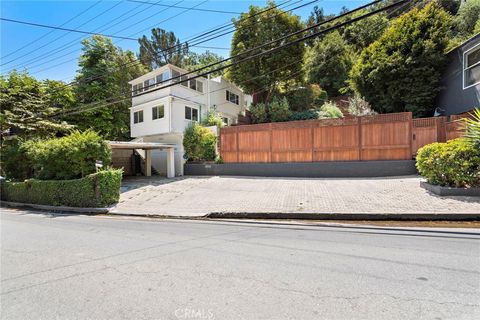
left=183, top=123, right=217, bottom=162
left=285, top=84, right=327, bottom=111
left=250, top=103, right=268, bottom=124
left=201, top=110, right=224, bottom=128
left=416, top=139, right=480, bottom=188
left=319, top=101, right=343, bottom=118
left=2, top=130, right=111, bottom=181
left=464, top=108, right=480, bottom=148
left=347, top=95, right=377, bottom=116
left=0, top=140, right=33, bottom=181
left=269, top=97, right=291, bottom=122
left=288, top=109, right=321, bottom=121
left=0, top=169, right=123, bottom=207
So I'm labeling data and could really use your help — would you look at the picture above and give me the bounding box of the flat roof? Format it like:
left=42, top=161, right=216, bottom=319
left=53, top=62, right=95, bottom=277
left=109, top=141, right=176, bottom=150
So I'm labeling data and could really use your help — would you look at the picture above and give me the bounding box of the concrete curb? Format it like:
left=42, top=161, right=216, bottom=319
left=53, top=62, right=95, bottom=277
left=1, top=201, right=110, bottom=214
left=420, top=181, right=480, bottom=197
left=205, top=212, right=480, bottom=221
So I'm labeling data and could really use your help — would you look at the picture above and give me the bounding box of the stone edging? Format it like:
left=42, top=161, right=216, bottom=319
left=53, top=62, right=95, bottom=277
left=420, top=181, right=480, bottom=197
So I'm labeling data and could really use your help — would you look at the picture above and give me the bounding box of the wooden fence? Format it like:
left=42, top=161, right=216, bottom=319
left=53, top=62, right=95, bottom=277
left=221, top=112, right=471, bottom=163
left=220, top=112, right=413, bottom=163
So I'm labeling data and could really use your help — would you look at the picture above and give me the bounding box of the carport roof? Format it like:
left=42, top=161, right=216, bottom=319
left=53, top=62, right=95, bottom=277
left=109, top=141, right=176, bottom=150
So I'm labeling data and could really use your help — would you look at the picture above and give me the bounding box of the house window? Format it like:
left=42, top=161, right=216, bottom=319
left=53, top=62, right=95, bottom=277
left=133, top=110, right=144, bottom=124
left=189, top=79, right=197, bottom=91
left=196, top=80, right=203, bottom=93
left=180, top=75, right=189, bottom=87
left=226, top=90, right=239, bottom=105
left=222, top=117, right=229, bottom=125
left=185, top=106, right=198, bottom=121
left=137, top=82, right=144, bottom=93
left=144, top=78, right=155, bottom=91
left=132, top=84, right=138, bottom=96
left=172, top=70, right=181, bottom=83
left=152, top=105, right=164, bottom=120
left=156, top=74, right=163, bottom=85
left=464, top=45, right=480, bottom=89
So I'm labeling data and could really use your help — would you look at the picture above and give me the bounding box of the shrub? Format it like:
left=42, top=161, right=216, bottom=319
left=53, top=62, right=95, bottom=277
left=463, top=108, right=480, bottom=148
left=0, top=169, right=123, bottom=207
left=288, top=109, right=321, bottom=121
left=319, top=101, right=343, bottom=118
left=0, top=140, right=33, bottom=181
left=183, top=123, right=217, bottom=162
left=250, top=103, right=268, bottom=124
left=416, top=139, right=480, bottom=188
left=347, top=95, right=377, bottom=116
left=201, top=110, right=224, bottom=128
left=269, top=97, right=291, bottom=122
left=285, top=84, right=327, bottom=111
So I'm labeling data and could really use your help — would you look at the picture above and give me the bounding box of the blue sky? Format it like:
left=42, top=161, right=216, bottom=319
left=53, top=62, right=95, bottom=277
left=1, top=0, right=368, bottom=82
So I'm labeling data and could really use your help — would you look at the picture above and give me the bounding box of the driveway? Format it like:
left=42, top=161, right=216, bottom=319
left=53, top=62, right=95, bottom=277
left=109, top=176, right=480, bottom=217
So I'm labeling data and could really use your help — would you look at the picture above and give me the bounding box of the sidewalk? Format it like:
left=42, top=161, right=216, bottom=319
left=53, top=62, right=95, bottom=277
left=108, top=175, right=480, bottom=219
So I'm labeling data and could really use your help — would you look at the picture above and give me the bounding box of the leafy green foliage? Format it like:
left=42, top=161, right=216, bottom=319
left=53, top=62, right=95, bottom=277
left=183, top=123, right=217, bottom=162
left=73, top=36, right=147, bottom=140
left=342, top=10, right=389, bottom=51
left=349, top=2, right=452, bottom=118
left=464, top=108, right=480, bottom=148
left=285, top=84, right=327, bottom=112
left=347, top=95, right=377, bottom=116
left=288, top=109, right=322, bottom=121
left=0, top=169, right=123, bottom=207
left=138, top=28, right=188, bottom=70
left=268, top=97, right=291, bottom=122
left=0, top=140, right=33, bottom=181
left=304, top=31, right=353, bottom=96
left=183, top=51, right=225, bottom=77
left=416, top=139, right=480, bottom=188
left=319, top=101, right=343, bottom=118
left=228, top=1, right=305, bottom=101
left=250, top=103, right=269, bottom=124
left=0, top=71, right=73, bottom=141
left=3, top=131, right=111, bottom=181
left=454, top=0, right=480, bottom=37
left=201, top=111, right=224, bottom=128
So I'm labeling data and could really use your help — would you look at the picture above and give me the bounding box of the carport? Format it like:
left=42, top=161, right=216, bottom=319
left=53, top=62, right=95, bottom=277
left=109, top=141, right=176, bottom=178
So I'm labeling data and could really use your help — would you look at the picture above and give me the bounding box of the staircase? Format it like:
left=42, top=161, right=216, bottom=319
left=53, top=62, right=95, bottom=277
left=131, top=138, right=160, bottom=176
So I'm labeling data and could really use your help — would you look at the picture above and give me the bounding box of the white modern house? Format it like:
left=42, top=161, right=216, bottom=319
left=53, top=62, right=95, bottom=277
left=128, top=64, right=249, bottom=176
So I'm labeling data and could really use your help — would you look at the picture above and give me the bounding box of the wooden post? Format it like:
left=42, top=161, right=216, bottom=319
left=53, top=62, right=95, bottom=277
left=408, top=112, right=413, bottom=159
left=311, top=121, right=314, bottom=162
left=269, top=123, right=273, bottom=163
left=358, top=116, right=362, bottom=161
left=235, top=128, right=239, bottom=163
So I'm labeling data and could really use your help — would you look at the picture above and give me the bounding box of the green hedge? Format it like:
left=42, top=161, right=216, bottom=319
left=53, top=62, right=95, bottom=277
left=416, top=139, right=480, bottom=188
left=1, top=169, right=123, bottom=207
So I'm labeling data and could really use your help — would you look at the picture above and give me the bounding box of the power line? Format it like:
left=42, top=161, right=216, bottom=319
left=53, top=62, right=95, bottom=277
left=1, top=0, right=103, bottom=60
left=48, top=0, right=408, bottom=119
left=127, top=0, right=241, bottom=14
left=29, top=0, right=302, bottom=88
left=0, top=0, right=123, bottom=67
left=0, top=17, right=139, bottom=41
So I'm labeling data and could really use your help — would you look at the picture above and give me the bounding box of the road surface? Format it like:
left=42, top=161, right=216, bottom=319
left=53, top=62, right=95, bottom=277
left=1, top=208, right=479, bottom=319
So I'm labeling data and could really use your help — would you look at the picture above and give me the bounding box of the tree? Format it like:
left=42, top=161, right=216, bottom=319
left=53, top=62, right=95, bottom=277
left=0, top=71, right=73, bottom=143
left=304, top=31, right=354, bottom=96
left=228, top=1, right=305, bottom=103
left=138, top=28, right=188, bottom=70
left=349, top=2, right=452, bottom=117
left=454, top=0, right=480, bottom=37
left=342, top=10, right=389, bottom=51
left=183, top=51, right=225, bottom=77
left=73, top=35, right=147, bottom=140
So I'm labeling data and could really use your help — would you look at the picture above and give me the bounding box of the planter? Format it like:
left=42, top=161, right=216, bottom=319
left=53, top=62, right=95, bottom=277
left=420, top=181, right=480, bottom=197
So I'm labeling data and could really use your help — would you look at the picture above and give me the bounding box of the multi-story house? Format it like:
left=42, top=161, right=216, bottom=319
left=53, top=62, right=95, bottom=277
left=128, top=64, right=249, bottom=176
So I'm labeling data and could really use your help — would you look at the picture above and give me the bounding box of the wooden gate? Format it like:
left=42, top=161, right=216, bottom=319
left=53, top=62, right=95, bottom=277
left=412, top=117, right=447, bottom=155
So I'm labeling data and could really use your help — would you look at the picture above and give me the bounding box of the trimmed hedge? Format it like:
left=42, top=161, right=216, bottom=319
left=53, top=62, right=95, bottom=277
left=416, top=139, right=480, bottom=188
left=1, top=169, right=123, bottom=207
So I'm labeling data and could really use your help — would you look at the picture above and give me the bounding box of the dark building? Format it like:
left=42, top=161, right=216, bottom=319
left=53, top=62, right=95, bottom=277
left=436, top=33, right=480, bottom=116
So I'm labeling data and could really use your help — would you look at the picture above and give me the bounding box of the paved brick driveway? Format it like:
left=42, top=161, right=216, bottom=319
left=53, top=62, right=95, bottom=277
left=108, top=176, right=480, bottom=217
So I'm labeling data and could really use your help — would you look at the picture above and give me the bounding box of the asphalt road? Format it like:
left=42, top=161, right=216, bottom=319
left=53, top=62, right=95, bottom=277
left=1, top=208, right=479, bottom=320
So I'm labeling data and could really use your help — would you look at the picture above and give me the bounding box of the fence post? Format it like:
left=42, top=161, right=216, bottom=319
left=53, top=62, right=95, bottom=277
left=311, top=121, right=314, bottom=162
left=408, top=112, right=413, bottom=159
left=235, top=127, right=239, bottom=163
left=358, top=116, right=362, bottom=161
left=269, top=123, right=273, bottom=163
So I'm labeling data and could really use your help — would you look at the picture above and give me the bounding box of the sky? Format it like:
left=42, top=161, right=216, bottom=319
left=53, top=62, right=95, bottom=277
left=0, top=0, right=369, bottom=82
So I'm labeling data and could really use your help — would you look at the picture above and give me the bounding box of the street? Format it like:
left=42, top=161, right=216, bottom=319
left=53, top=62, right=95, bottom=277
left=1, top=208, right=479, bottom=320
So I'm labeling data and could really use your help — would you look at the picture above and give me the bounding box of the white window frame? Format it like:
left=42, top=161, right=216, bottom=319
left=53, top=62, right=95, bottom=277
left=463, top=42, right=480, bottom=90
left=152, top=105, right=164, bottom=120
left=226, top=90, right=239, bottom=105
left=185, top=106, right=199, bottom=122
left=133, top=110, right=144, bottom=124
